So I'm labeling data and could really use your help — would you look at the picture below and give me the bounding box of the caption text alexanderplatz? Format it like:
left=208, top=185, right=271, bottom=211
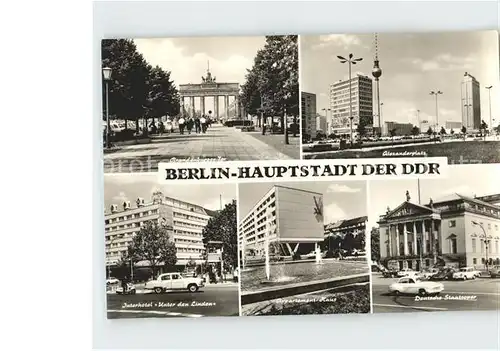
left=161, top=163, right=441, bottom=181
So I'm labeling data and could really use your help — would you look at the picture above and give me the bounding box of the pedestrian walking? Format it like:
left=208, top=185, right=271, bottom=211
left=186, top=117, right=194, bottom=134
left=200, top=115, right=207, bottom=133
left=178, top=116, right=186, bottom=134
left=159, top=121, right=165, bottom=135
left=194, top=117, right=201, bottom=133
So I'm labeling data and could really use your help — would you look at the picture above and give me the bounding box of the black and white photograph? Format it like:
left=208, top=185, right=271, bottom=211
left=238, top=181, right=371, bottom=316
left=102, top=35, right=299, bottom=173
left=104, top=174, right=239, bottom=318
left=369, top=164, right=500, bottom=313
left=300, top=31, right=500, bottom=164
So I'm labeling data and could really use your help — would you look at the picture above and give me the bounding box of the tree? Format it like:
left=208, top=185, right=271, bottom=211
left=480, top=120, right=488, bottom=138
left=370, top=227, right=380, bottom=262
left=202, top=200, right=238, bottom=271
left=357, top=122, right=367, bottom=138
left=146, top=65, right=180, bottom=126
left=426, top=126, right=434, bottom=137
left=127, top=220, right=177, bottom=277
left=389, top=128, right=397, bottom=143
left=450, top=128, right=455, bottom=135
left=411, top=126, right=420, bottom=136
left=439, top=126, right=446, bottom=135
left=461, top=125, right=467, bottom=141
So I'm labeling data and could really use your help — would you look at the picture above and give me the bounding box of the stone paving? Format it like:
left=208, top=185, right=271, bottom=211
left=103, top=124, right=299, bottom=173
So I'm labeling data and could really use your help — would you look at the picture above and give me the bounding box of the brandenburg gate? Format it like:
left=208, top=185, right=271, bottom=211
left=179, top=65, right=241, bottom=119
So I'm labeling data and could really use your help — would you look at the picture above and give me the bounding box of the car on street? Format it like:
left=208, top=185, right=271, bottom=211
left=397, top=268, right=418, bottom=278
left=420, top=268, right=439, bottom=280
left=489, top=265, right=500, bottom=278
left=389, top=277, right=444, bottom=296
left=145, top=272, right=205, bottom=294
left=116, top=282, right=136, bottom=295
left=106, top=277, right=120, bottom=285
left=429, top=267, right=457, bottom=281
left=452, top=267, right=478, bottom=280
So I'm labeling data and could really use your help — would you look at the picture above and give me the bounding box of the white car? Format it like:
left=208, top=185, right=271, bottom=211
left=106, top=277, right=119, bottom=285
left=421, top=268, right=439, bottom=280
left=452, top=267, right=477, bottom=280
left=145, top=272, right=204, bottom=294
left=389, top=277, right=444, bottom=296
left=397, top=268, right=418, bottom=278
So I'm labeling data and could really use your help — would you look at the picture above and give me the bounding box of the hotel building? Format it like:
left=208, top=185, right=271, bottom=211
left=461, top=72, right=481, bottom=130
left=330, top=74, right=373, bottom=128
left=325, top=216, right=368, bottom=239
left=378, top=192, right=500, bottom=271
left=105, top=194, right=216, bottom=268
left=239, top=185, right=324, bottom=261
left=301, top=91, right=317, bottom=139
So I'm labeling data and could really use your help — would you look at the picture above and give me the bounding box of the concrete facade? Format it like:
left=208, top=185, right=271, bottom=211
left=301, top=92, right=317, bottom=139
left=461, top=72, right=481, bottom=130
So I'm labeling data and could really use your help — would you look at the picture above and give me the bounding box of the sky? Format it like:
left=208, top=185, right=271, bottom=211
left=134, top=37, right=266, bottom=112
left=367, top=164, right=500, bottom=230
left=301, top=31, right=500, bottom=128
left=104, top=174, right=236, bottom=212
left=238, top=181, right=367, bottom=224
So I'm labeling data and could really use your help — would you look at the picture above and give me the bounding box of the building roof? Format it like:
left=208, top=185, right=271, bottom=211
left=325, top=216, right=368, bottom=231
left=429, top=193, right=500, bottom=210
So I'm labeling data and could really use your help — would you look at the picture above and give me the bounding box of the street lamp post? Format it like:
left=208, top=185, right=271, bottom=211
left=102, top=67, right=112, bottom=149
left=472, top=221, right=491, bottom=271
left=338, top=54, right=363, bottom=145
left=416, top=109, right=421, bottom=133
left=430, top=90, right=443, bottom=136
left=486, top=86, right=493, bottom=135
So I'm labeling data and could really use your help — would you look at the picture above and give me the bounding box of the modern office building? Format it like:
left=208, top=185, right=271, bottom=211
left=378, top=191, right=500, bottom=271
left=330, top=74, right=373, bottom=128
left=104, top=194, right=215, bottom=268
left=461, top=72, right=481, bottom=130
left=316, top=113, right=327, bottom=133
left=239, top=185, right=325, bottom=260
left=383, top=121, right=414, bottom=136
left=445, top=121, right=463, bottom=130
left=301, top=92, right=317, bottom=139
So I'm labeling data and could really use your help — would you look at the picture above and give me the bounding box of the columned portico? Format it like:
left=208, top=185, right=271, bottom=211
left=225, top=95, right=229, bottom=118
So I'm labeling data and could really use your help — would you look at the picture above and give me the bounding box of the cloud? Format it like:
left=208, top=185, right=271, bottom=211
left=202, top=197, right=231, bottom=211
left=440, top=185, right=474, bottom=197
left=314, top=34, right=367, bottom=50
left=134, top=39, right=253, bottom=87
left=326, top=184, right=360, bottom=193
left=111, top=191, right=129, bottom=205
left=407, top=53, right=477, bottom=72
left=323, top=202, right=347, bottom=223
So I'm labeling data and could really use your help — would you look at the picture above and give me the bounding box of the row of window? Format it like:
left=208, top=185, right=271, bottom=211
left=106, top=209, right=158, bottom=224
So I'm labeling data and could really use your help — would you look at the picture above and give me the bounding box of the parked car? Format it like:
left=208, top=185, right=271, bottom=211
left=489, top=265, right=500, bottom=278
left=145, top=272, right=204, bottom=294
left=116, top=282, right=136, bottom=295
left=453, top=267, right=477, bottom=280
left=429, top=267, right=457, bottom=281
left=382, top=269, right=399, bottom=278
left=397, top=268, right=418, bottom=278
left=106, top=277, right=119, bottom=285
left=389, top=277, right=444, bottom=296
left=421, top=268, right=439, bottom=280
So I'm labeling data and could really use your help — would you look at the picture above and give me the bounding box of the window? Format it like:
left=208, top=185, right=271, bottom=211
left=488, top=223, right=491, bottom=230
left=481, top=241, right=485, bottom=253
left=161, top=275, right=170, bottom=281
left=472, top=238, right=476, bottom=253
left=449, top=220, right=456, bottom=228
left=496, top=241, right=499, bottom=254
left=399, top=278, right=409, bottom=284
left=449, top=235, right=457, bottom=254
left=473, top=258, right=477, bottom=265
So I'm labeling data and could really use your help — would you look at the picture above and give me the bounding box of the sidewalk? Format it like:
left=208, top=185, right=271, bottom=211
left=246, top=129, right=300, bottom=159
left=104, top=124, right=296, bottom=173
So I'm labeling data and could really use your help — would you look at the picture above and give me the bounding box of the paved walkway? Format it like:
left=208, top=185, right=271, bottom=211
left=104, top=124, right=296, bottom=173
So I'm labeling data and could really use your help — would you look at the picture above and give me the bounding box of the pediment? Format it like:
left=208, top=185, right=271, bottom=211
left=385, top=202, right=433, bottom=219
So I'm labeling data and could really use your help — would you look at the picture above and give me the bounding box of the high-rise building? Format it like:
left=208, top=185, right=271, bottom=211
left=301, top=92, right=317, bottom=139
left=316, top=113, right=327, bottom=133
left=461, top=72, right=481, bottom=130
left=330, top=74, right=373, bottom=128
left=104, top=195, right=216, bottom=268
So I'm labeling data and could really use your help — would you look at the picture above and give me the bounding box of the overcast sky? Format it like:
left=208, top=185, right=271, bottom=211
left=301, top=31, right=499, bottom=128
left=104, top=174, right=236, bottom=212
left=367, top=164, right=500, bottom=230
left=238, top=181, right=367, bottom=224
left=134, top=37, right=265, bottom=112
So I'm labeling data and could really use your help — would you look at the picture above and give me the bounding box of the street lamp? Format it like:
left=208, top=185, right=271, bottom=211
left=472, top=220, right=491, bottom=271
left=416, top=109, right=421, bottom=133
left=486, top=86, right=493, bottom=135
left=102, top=67, right=112, bottom=149
left=430, top=90, right=443, bottom=136
left=338, top=53, right=363, bottom=145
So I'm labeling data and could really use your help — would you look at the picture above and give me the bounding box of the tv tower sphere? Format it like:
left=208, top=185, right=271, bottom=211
left=372, top=60, right=382, bottom=79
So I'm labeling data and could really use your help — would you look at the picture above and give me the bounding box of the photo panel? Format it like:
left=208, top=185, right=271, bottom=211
left=300, top=31, right=500, bottom=164
left=101, top=35, right=300, bottom=174
left=104, top=174, right=239, bottom=318
left=368, top=164, right=500, bottom=313
left=238, top=180, right=371, bottom=316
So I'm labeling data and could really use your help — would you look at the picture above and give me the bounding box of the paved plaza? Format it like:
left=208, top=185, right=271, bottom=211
left=104, top=124, right=298, bottom=173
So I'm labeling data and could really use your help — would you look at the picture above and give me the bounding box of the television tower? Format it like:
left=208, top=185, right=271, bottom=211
left=372, top=33, right=382, bottom=136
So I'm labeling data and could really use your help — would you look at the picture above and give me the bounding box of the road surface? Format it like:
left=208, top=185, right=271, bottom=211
left=371, top=273, right=500, bottom=313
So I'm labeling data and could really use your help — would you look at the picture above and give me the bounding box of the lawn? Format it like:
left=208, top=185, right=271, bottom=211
left=305, top=141, right=500, bottom=164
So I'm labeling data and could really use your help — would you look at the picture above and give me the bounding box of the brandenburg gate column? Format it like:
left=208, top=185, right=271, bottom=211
left=234, top=95, right=240, bottom=118
left=200, top=96, right=205, bottom=115
left=225, top=95, right=229, bottom=118
left=214, top=96, right=219, bottom=118
left=190, top=96, right=195, bottom=117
